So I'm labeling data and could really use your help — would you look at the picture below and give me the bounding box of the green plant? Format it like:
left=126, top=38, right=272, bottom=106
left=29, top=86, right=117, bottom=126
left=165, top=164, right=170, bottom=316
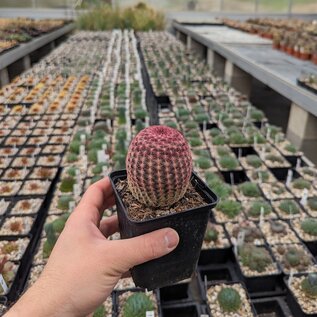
left=217, top=287, right=241, bottom=313
left=184, top=121, right=197, bottom=130
left=66, top=167, right=77, bottom=177
left=248, top=200, right=272, bottom=217
left=301, top=273, right=317, bottom=298
left=204, top=225, right=219, bottom=243
left=250, top=109, right=265, bottom=121
left=217, top=146, right=231, bottom=157
left=302, top=167, right=315, bottom=177
left=245, top=155, right=262, bottom=168
left=57, top=195, right=74, bottom=211
left=251, top=170, right=269, bottom=182
left=238, top=182, right=261, bottom=197
left=123, top=293, right=154, bottom=317
left=92, top=162, right=107, bottom=175
left=292, top=178, right=311, bottom=190
left=210, top=128, right=221, bottom=137
left=265, top=154, right=284, bottom=164
left=66, top=153, right=78, bottom=163
left=69, top=140, right=81, bottom=154
left=213, top=135, right=228, bottom=145
left=196, top=157, right=212, bottom=170
left=279, top=200, right=300, bottom=215
left=135, top=109, right=147, bottom=120
left=193, top=149, right=210, bottom=158
left=126, top=126, right=192, bottom=207
left=301, top=218, right=317, bottom=236
left=270, top=221, right=287, bottom=234
left=229, top=132, right=248, bottom=145
left=285, top=247, right=301, bottom=267
left=59, top=177, right=75, bottom=193
left=88, top=149, right=98, bottom=164
left=219, top=155, right=239, bottom=170
left=194, top=113, right=209, bottom=123
left=239, top=244, right=272, bottom=273
left=189, top=137, right=203, bottom=147
left=185, top=130, right=200, bottom=138
left=164, top=121, right=177, bottom=130
left=308, top=197, right=317, bottom=211
left=43, top=223, right=57, bottom=259
left=93, top=305, right=105, bottom=317
left=217, top=200, right=242, bottom=219
left=285, top=144, right=297, bottom=154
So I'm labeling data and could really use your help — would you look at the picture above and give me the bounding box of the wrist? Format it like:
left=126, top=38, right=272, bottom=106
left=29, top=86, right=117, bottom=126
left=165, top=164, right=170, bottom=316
left=5, top=279, right=74, bottom=317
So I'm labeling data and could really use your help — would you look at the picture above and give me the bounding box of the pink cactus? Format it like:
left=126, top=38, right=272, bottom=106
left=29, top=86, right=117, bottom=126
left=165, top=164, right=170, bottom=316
left=126, top=125, right=193, bottom=207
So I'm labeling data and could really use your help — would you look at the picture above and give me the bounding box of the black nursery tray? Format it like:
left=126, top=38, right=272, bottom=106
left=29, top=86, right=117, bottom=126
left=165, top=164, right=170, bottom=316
left=297, top=78, right=317, bottom=95
left=252, top=296, right=292, bottom=317
left=162, top=302, right=203, bottom=317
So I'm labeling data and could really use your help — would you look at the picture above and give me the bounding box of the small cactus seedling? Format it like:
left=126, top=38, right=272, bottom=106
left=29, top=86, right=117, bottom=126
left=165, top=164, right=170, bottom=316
left=57, top=195, right=74, bottom=211
left=301, top=218, right=317, bottom=236
left=43, top=224, right=58, bottom=259
left=204, top=224, right=219, bottom=243
left=93, top=305, right=105, bottom=317
left=217, top=200, right=242, bottom=219
left=126, top=126, right=192, bottom=207
left=248, top=200, right=272, bottom=217
left=308, top=197, right=317, bottom=211
left=238, top=182, right=261, bottom=198
left=123, top=293, right=154, bottom=317
left=283, top=246, right=311, bottom=270
left=239, top=244, right=272, bottom=273
left=217, top=287, right=241, bottom=312
left=292, top=178, right=311, bottom=190
left=279, top=200, right=300, bottom=215
left=301, top=273, right=317, bottom=298
left=245, top=155, right=263, bottom=168
left=270, top=221, right=287, bottom=234
left=59, top=177, right=75, bottom=193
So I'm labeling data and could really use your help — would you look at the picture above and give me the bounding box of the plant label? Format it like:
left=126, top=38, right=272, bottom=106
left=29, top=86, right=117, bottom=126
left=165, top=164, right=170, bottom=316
left=266, top=127, right=271, bottom=140
left=80, top=134, right=86, bottom=143
left=258, top=171, right=263, bottom=184
left=286, top=169, right=293, bottom=187
left=230, top=172, right=234, bottom=186
left=253, top=135, right=257, bottom=146
left=69, top=201, right=76, bottom=212
left=80, top=145, right=85, bottom=156
left=259, top=207, right=264, bottom=228
left=0, top=274, right=8, bottom=294
left=200, top=315, right=209, bottom=317
left=146, top=312, right=154, bottom=317
left=296, top=158, right=301, bottom=169
left=288, top=270, right=294, bottom=287
left=300, top=188, right=308, bottom=206
left=97, top=150, right=107, bottom=163
left=237, top=230, right=245, bottom=246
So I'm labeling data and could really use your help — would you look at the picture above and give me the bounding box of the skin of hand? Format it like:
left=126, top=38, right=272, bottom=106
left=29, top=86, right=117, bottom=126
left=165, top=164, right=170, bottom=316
left=5, top=177, right=179, bottom=317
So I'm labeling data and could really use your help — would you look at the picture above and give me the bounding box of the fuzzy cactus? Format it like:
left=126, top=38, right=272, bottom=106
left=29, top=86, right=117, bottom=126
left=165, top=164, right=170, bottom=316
left=123, top=293, right=154, bottom=317
left=217, top=287, right=241, bottom=312
left=126, top=125, right=193, bottom=207
left=301, top=273, right=317, bottom=298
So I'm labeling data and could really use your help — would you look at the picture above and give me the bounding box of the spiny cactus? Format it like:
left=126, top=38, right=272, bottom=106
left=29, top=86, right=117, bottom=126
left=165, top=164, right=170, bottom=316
left=301, top=273, right=317, bottom=298
left=283, top=246, right=310, bottom=270
left=279, top=200, right=300, bottom=215
left=126, top=126, right=192, bottom=207
left=238, top=182, right=261, bottom=198
left=57, top=195, right=74, bottom=211
left=248, top=200, right=272, bottom=217
left=308, top=197, right=317, bottom=211
left=239, top=244, right=272, bottom=273
left=217, top=200, right=242, bottom=219
left=59, top=177, right=75, bottom=193
left=123, top=293, right=154, bottom=317
left=301, top=218, right=317, bottom=236
left=204, top=224, right=219, bottom=243
left=245, top=155, right=263, bottom=168
left=217, top=287, right=241, bottom=313
left=270, top=221, right=287, bottom=234
left=93, top=305, right=105, bottom=317
left=43, top=224, right=58, bottom=259
left=292, top=178, right=311, bottom=190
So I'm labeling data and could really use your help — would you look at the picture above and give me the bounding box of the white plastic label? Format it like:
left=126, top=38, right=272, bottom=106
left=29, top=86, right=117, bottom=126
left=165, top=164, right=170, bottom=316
left=146, top=312, right=154, bottom=317
left=286, top=169, right=293, bottom=187
left=97, top=150, right=107, bottom=163
left=80, top=145, right=85, bottom=156
left=69, top=201, right=76, bottom=212
left=0, top=274, right=8, bottom=293
left=300, top=188, right=308, bottom=206
left=259, top=207, right=265, bottom=228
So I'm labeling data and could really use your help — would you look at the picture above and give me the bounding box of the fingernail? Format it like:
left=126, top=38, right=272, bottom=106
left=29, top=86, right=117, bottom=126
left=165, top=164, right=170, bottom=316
left=165, top=230, right=179, bottom=250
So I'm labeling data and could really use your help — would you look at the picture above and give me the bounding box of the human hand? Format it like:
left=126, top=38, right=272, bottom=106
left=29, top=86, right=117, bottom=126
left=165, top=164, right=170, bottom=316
left=6, top=177, right=179, bottom=317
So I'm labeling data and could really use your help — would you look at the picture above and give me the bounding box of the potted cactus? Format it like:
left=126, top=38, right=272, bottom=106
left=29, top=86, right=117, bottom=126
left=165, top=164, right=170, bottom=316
left=206, top=283, right=255, bottom=316
left=285, top=273, right=317, bottom=316
left=199, top=222, right=231, bottom=265
left=272, top=243, right=316, bottom=275
left=236, top=243, right=280, bottom=292
left=110, top=126, right=218, bottom=289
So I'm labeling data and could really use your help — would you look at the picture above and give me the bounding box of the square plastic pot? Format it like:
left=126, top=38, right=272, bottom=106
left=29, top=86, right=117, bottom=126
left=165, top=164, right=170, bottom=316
left=109, top=170, right=218, bottom=290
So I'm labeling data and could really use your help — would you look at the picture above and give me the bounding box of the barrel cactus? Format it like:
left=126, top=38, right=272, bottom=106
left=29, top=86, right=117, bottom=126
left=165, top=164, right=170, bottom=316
left=126, top=125, right=192, bottom=207
left=301, top=273, right=317, bottom=298
left=301, top=218, right=317, bottom=236
left=123, top=293, right=154, bottom=317
left=217, top=287, right=241, bottom=312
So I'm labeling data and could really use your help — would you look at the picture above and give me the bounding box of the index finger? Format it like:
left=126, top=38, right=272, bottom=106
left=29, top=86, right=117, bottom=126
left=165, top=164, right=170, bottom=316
left=74, top=176, right=115, bottom=224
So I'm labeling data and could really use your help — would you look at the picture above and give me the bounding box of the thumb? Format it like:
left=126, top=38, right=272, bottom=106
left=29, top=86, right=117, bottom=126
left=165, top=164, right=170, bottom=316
left=109, top=228, right=179, bottom=273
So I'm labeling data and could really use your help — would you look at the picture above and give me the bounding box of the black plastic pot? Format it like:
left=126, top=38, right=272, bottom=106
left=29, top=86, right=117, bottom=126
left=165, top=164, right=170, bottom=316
left=110, top=170, right=218, bottom=290
left=198, top=245, right=232, bottom=266
left=303, top=240, right=317, bottom=257
left=252, top=297, right=292, bottom=317
left=269, top=167, right=300, bottom=182
left=234, top=245, right=283, bottom=293
left=221, top=170, right=248, bottom=185
left=284, top=275, right=317, bottom=317
left=161, top=303, right=202, bottom=317
left=159, top=281, right=193, bottom=305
